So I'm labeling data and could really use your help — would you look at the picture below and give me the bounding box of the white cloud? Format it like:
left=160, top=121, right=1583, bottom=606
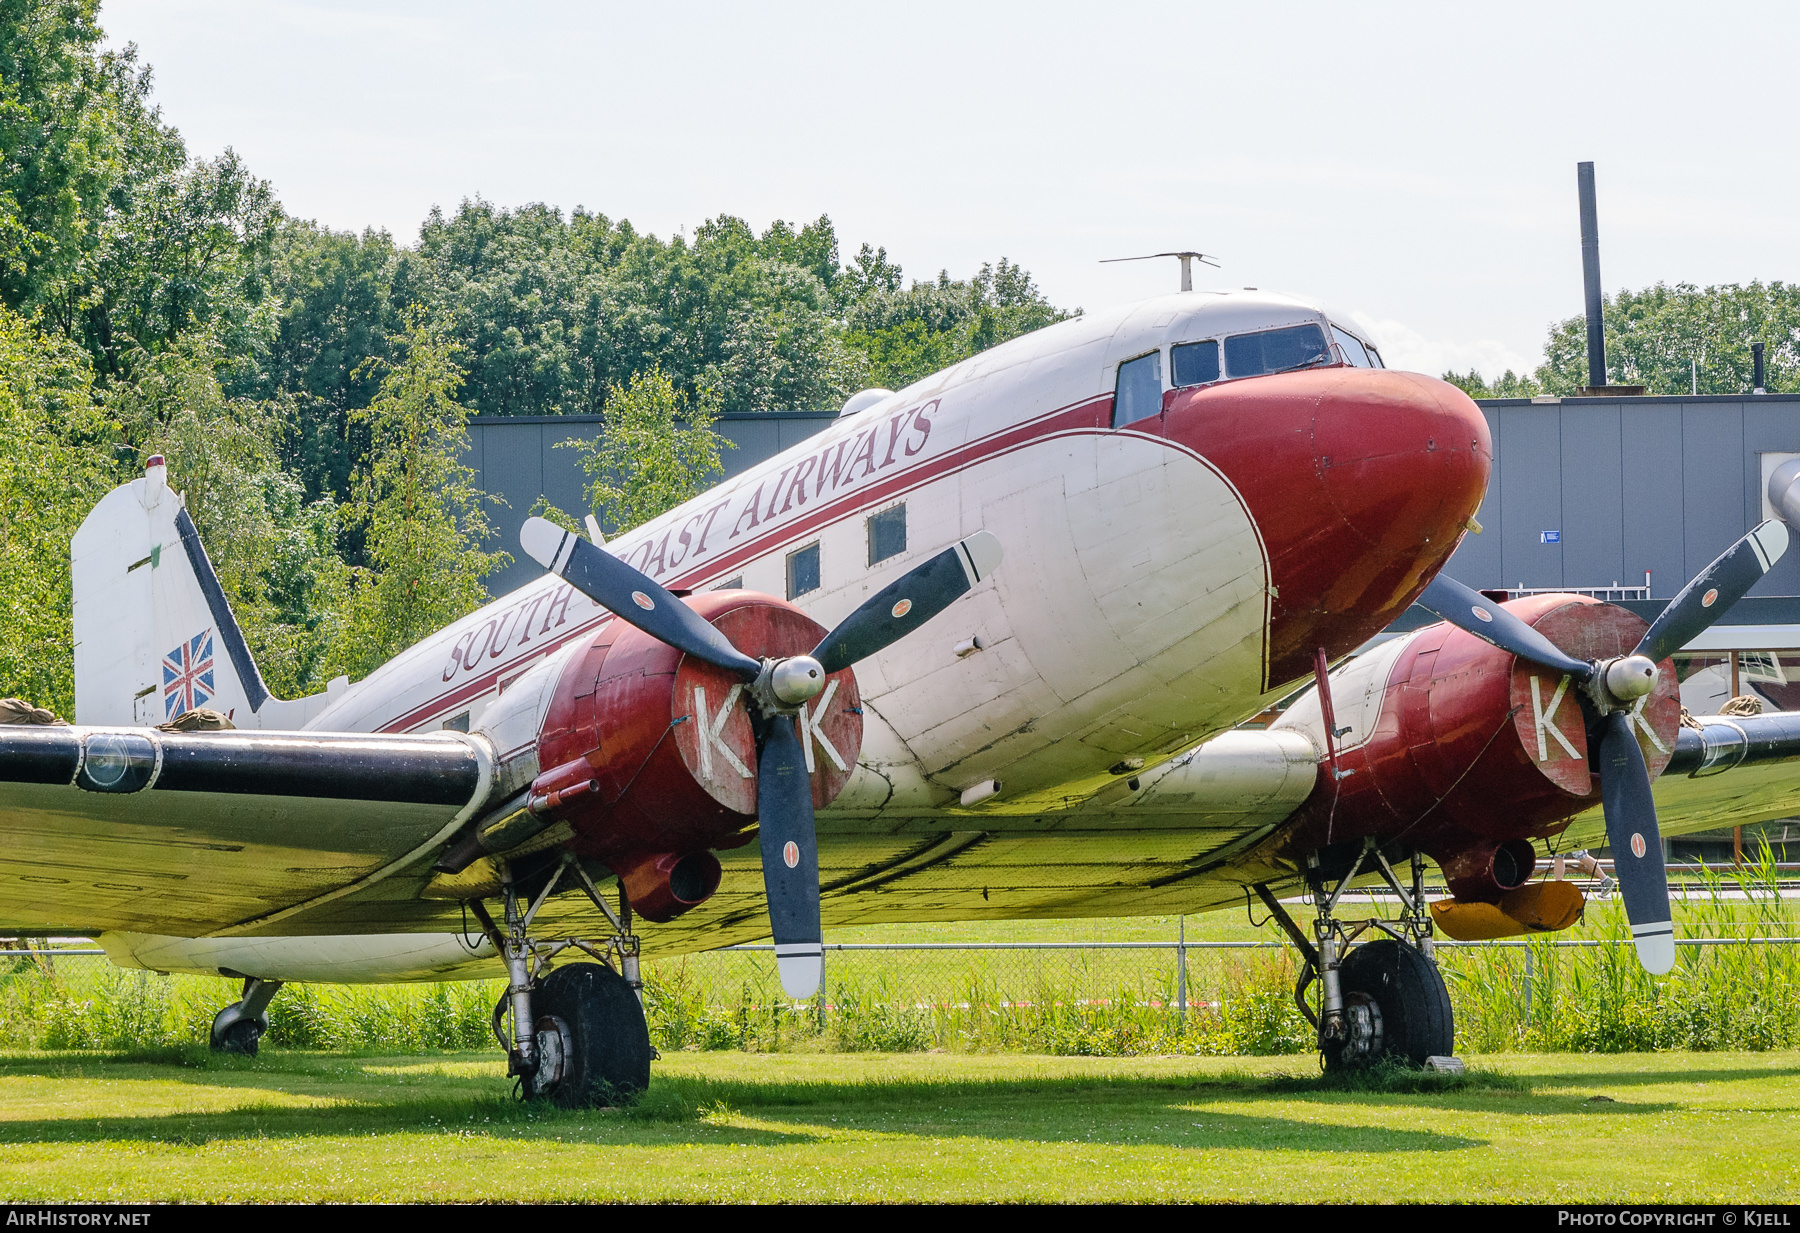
left=1348, top=312, right=1539, bottom=381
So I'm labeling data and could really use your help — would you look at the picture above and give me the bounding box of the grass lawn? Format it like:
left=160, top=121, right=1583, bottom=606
left=0, top=1047, right=1792, bottom=1202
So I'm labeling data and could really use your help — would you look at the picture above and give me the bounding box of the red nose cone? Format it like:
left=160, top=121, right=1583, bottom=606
left=1161, top=368, right=1490, bottom=689
left=1311, top=370, right=1490, bottom=558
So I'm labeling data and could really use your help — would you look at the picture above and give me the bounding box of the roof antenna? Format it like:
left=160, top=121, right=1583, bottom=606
left=1100, top=250, right=1221, bottom=292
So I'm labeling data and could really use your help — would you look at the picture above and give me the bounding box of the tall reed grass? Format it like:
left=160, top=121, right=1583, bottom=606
left=0, top=965, right=496, bottom=1053
left=644, top=948, right=1314, bottom=1057
left=1446, top=842, right=1800, bottom=1053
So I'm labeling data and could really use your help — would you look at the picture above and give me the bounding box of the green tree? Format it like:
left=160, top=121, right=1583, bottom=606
left=561, top=366, right=731, bottom=536
left=105, top=331, right=343, bottom=696
left=0, top=305, right=121, bottom=713
left=1535, top=281, right=1800, bottom=396
left=395, top=201, right=868, bottom=418
left=0, top=2, right=280, bottom=382
left=1441, top=368, right=1542, bottom=399
left=0, top=1, right=181, bottom=329
left=837, top=242, right=903, bottom=302
left=324, top=315, right=506, bottom=679
left=844, top=257, right=1071, bottom=390
left=85, top=147, right=280, bottom=379
left=254, top=219, right=399, bottom=503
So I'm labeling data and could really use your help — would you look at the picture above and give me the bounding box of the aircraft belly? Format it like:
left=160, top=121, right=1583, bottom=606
left=102, top=930, right=499, bottom=983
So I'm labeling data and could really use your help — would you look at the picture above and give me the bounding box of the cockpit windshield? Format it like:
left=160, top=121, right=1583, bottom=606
left=1331, top=326, right=1373, bottom=368
left=1223, top=323, right=1332, bottom=379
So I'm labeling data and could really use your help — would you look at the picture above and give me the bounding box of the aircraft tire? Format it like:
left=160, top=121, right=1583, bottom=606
left=212, top=1016, right=263, bottom=1056
left=1332, top=938, right=1455, bottom=1068
left=529, top=962, right=651, bottom=1108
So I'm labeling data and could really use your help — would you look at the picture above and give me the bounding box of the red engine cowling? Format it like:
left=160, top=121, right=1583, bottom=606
left=1279, top=594, right=1681, bottom=901
left=530, top=590, right=863, bottom=922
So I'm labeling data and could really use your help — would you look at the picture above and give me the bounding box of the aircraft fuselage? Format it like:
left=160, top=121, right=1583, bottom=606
left=307, top=290, right=1490, bottom=817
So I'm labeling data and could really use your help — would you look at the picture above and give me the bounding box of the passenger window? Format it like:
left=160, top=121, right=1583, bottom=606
left=1223, top=323, right=1332, bottom=379
left=786, top=543, right=820, bottom=599
left=1113, top=351, right=1163, bottom=427
left=1330, top=326, right=1371, bottom=368
left=868, top=504, right=906, bottom=566
left=1172, top=340, right=1221, bottom=387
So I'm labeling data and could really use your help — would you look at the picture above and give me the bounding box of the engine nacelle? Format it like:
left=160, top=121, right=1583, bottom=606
left=517, top=590, right=862, bottom=920
left=1275, top=594, right=1681, bottom=902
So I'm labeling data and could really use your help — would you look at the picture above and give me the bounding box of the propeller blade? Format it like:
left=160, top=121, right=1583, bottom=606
left=1596, top=710, right=1675, bottom=975
left=1633, top=520, right=1790, bottom=666
left=812, top=531, right=1003, bottom=675
left=520, top=517, right=762, bottom=679
left=755, top=714, right=823, bottom=998
left=1415, top=573, right=1592, bottom=680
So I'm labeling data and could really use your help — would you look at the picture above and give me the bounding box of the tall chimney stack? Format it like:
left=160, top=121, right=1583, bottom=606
left=1754, top=341, right=1767, bottom=394
left=1578, top=161, right=1607, bottom=390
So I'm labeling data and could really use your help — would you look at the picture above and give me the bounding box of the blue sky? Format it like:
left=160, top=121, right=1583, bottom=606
left=104, top=0, right=1800, bottom=379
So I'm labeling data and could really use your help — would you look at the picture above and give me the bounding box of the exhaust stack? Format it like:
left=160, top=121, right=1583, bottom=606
left=1578, top=161, right=1607, bottom=391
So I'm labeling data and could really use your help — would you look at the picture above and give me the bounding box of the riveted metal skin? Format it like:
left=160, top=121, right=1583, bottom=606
left=1152, top=368, right=1492, bottom=691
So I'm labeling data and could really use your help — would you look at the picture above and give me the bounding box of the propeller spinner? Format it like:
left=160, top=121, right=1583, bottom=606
left=1416, top=519, right=1790, bottom=973
left=521, top=516, right=1002, bottom=997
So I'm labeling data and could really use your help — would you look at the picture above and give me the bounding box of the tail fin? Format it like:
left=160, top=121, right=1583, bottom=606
left=72, top=458, right=324, bottom=728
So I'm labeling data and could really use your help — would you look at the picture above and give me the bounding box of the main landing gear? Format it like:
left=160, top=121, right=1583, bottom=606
left=467, top=853, right=654, bottom=1108
left=210, top=976, right=284, bottom=1055
left=1254, top=838, right=1455, bottom=1071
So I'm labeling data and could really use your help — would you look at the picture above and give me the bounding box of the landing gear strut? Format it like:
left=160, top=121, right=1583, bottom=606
left=210, top=976, right=284, bottom=1055
left=1254, top=837, right=1455, bottom=1070
left=468, top=854, right=653, bottom=1107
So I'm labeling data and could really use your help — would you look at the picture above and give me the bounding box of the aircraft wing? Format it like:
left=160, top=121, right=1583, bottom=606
left=1554, top=711, right=1800, bottom=853
left=123, top=727, right=1325, bottom=953
left=450, top=728, right=1331, bottom=953
left=0, top=726, right=493, bottom=936
left=14, top=713, right=1799, bottom=959
left=625, top=714, right=1800, bottom=955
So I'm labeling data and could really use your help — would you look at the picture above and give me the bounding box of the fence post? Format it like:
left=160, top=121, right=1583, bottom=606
left=1524, top=946, right=1533, bottom=1017
left=1176, top=915, right=1187, bottom=1030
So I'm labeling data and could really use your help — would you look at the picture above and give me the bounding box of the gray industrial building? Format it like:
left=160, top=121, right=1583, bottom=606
left=465, top=411, right=835, bottom=596
left=1443, top=391, right=1800, bottom=632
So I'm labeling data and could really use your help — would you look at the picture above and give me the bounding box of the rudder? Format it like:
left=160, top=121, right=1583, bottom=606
left=72, top=457, right=324, bottom=728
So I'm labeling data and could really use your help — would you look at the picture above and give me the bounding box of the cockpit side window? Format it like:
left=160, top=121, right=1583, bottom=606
left=1113, top=350, right=1163, bottom=428
left=1365, top=344, right=1385, bottom=368
left=1330, top=326, right=1372, bottom=368
left=1223, top=323, right=1332, bottom=379
left=1172, top=339, right=1221, bottom=388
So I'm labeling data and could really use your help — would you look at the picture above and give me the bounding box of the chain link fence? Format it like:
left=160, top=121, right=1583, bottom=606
left=5, top=913, right=1800, bottom=1056
left=642, top=922, right=1800, bottom=1055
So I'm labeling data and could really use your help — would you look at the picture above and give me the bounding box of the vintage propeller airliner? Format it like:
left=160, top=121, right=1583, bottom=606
left=10, top=288, right=1800, bottom=1102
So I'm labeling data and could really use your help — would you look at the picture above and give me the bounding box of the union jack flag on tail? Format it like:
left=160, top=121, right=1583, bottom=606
left=163, top=630, right=215, bottom=718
